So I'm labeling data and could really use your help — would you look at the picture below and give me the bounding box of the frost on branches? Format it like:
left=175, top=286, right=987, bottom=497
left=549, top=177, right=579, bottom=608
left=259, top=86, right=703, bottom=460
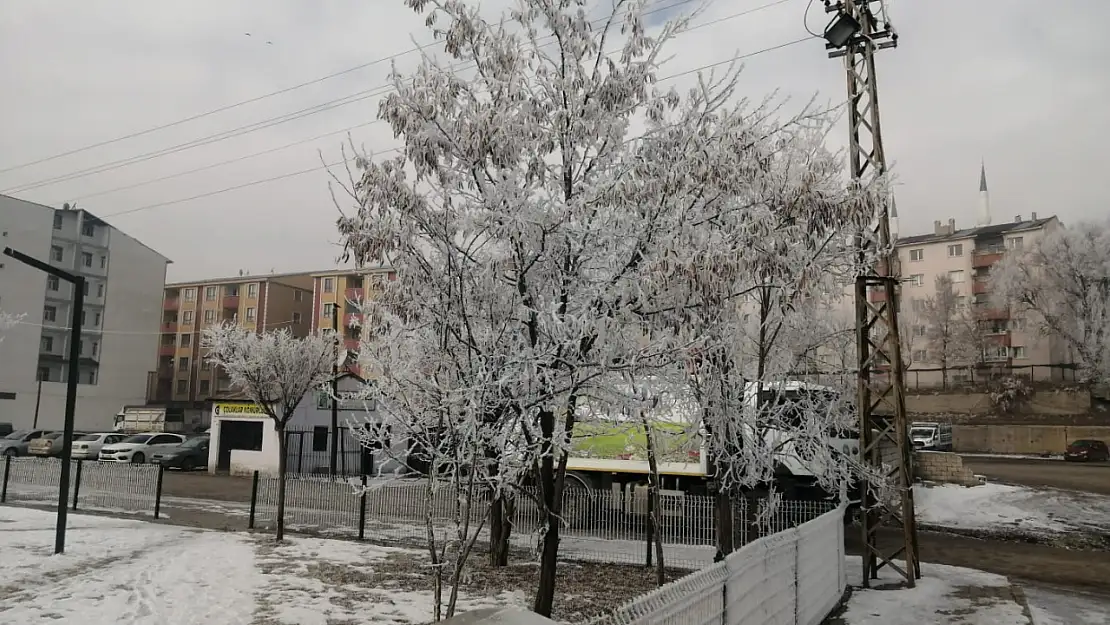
left=990, top=220, right=1110, bottom=386
left=0, top=310, right=20, bottom=343
left=334, top=0, right=888, bottom=615
left=200, top=324, right=335, bottom=541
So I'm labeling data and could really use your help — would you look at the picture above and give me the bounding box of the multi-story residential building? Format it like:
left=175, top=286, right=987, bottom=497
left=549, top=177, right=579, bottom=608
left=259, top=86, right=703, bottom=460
left=310, top=266, right=396, bottom=375
left=865, top=167, right=1069, bottom=386
left=0, top=196, right=170, bottom=430
left=149, top=272, right=314, bottom=404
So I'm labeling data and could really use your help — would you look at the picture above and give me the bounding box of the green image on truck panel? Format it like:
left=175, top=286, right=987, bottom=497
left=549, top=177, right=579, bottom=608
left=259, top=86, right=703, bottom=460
left=571, top=421, right=700, bottom=463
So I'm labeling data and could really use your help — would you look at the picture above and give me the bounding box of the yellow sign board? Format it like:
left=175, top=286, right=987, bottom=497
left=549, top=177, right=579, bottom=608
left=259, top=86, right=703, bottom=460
left=212, top=402, right=268, bottom=418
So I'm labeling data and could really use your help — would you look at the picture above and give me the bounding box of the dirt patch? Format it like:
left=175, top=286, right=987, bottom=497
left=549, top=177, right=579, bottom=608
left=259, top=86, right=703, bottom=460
left=161, top=471, right=254, bottom=502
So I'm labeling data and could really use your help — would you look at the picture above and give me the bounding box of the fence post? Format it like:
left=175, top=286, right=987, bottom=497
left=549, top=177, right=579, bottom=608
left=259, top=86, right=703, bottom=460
left=1, top=455, right=10, bottom=503
left=153, top=464, right=165, bottom=519
left=358, top=474, right=367, bottom=540
left=72, top=460, right=83, bottom=511
left=248, top=470, right=259, bottom=529
left=794, top=528, right=801, bottom=625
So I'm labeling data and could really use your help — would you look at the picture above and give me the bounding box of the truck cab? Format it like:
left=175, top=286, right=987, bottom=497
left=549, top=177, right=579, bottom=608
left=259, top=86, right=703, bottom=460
left=910, top=422, right=953, bottom=451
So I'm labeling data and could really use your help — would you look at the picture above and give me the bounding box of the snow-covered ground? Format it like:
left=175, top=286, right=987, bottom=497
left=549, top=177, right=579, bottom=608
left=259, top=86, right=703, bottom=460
left=0, top=506, right=521, bottom=624
left=914, top=482, right=1110, bottom=538
left=840, top=557, right=1030, bottom=625
left=1022, top=583, right=1110, bottom=625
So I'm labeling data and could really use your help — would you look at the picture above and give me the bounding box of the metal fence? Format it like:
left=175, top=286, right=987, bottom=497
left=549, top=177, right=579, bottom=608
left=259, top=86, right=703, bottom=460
left=249, top=475, right=836, bottom=569
left=0, top=456, right=165, bottom=517
left=284, top=426, right=367, bottom=477
left=796, top=363, right=1081, bottom=390
left=589, top=506, right=847, bottom=625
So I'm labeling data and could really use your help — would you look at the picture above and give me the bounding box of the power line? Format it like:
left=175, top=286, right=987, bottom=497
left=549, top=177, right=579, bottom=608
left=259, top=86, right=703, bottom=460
left=101, top=35, right=815, bottom=220
left=4, top=0, right=793, bottom=196
left=0, top=0, right=697, bottom=179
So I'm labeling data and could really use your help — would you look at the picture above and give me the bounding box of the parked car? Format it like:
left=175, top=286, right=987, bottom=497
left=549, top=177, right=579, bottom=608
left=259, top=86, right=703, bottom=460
left=0, top=422, right=13, bottom=437
left=1064, top=439, right=1110, bottom=462
left=99, top=433, right=187, bottom=464
left=72, top=433, right=129, bottom=460
left=152, top=435, right=210, bottom=470
left=0, top=430, right=50, bottom=457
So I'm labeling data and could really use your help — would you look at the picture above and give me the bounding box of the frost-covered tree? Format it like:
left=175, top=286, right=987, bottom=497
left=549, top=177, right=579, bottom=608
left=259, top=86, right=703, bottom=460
left=991, top=220, right=1110, bottom=386
left=921, top=274, right=976, bottom=387
left=201, top=325, right=335, bottom=541
left=0, top=310, right=20, bottom=343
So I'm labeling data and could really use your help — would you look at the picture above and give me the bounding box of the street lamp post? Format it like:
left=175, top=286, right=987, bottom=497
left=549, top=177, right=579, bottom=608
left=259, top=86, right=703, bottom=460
left=3, top=246, right=84, bottom=555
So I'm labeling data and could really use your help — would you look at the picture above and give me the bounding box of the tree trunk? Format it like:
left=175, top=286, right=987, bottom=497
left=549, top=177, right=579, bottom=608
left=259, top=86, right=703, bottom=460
left=489, top=493, right=511, bottom=567
left=276, top=423, right=288, bottom=542
left=641, top=411, right=666, bottom=586
left=532, top=408, right=561, bottom=617
left=714, top=490, right=734, bottom=560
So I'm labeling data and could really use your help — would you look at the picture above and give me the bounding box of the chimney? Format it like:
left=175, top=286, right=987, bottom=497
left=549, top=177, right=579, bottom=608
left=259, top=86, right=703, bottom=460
left=1031, top=211, right=1038, bottom=220
left=934, top=220, right=943, bottom=235
left=948, top=218, right=956, bottom=234
left=1014, top=215, right=1021, bottom=223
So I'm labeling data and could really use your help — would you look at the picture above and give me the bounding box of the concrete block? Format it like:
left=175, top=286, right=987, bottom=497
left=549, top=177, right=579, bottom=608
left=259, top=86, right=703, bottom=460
left=441, top=608, right=558, bottom=625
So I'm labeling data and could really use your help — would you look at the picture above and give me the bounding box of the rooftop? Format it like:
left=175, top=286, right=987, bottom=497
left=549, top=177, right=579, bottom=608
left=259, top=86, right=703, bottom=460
left=896, top=216, right=1056, bottom=247
left=165, top=270, right=315, bottom=288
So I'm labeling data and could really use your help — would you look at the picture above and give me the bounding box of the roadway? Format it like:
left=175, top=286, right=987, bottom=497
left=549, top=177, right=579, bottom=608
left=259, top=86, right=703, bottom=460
left=960, top=455, right=1110, bottom=495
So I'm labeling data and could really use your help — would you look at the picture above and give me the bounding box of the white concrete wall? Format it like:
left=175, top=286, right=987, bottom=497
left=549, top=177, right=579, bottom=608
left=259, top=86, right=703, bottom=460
left=207, top=412, right=281, bottom=476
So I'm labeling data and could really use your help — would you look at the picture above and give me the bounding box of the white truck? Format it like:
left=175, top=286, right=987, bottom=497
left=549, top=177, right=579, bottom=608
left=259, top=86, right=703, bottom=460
left=114, top=405, right=208, bottom=435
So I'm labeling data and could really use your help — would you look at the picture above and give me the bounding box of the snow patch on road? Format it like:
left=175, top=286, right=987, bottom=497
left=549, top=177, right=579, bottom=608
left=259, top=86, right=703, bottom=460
left=914, top=482, right=1110, bottom=536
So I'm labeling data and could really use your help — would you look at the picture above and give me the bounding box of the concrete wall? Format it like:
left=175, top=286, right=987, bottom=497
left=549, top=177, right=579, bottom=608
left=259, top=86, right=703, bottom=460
left=888, top=388, right=1092, bottom=416
left=914, top=451, right=981, bottom=485
left=208, top=411, right=281, bottom=476
left=952, top=424, right=1110, bottom=454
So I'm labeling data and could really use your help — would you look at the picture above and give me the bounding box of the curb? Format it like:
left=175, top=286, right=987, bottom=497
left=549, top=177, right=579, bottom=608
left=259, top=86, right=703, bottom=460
left=1008, top=582, right=1037, bottom=625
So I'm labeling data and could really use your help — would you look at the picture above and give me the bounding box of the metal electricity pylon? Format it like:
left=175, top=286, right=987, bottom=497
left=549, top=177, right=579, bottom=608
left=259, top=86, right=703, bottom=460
left=823, top=0, right=920, bottom=588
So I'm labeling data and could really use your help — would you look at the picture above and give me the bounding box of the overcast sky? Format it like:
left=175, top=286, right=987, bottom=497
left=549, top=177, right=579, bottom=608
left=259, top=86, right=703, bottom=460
left=1, top=0, right=1106, bottom=282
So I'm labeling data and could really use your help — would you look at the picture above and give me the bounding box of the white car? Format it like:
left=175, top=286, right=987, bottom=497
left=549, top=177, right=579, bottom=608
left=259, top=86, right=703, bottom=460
left=99, top=433, right=187, bottom=464
left=72, top=432, right=129, bottom=460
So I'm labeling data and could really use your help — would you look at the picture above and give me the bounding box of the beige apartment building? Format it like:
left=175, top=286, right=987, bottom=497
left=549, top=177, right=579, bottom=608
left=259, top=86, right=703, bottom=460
left=310, top=266, right=396, bottom=377
left=149, top=272, right=314, bottom=403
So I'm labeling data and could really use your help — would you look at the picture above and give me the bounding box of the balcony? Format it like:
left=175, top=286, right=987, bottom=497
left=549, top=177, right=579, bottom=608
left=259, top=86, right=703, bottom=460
left=222, top=295, right=240, bottom=310
left=344, top=338, right=361, bottom=353
left=161, top=322, right=178, bottom=333
left=972, top=279, right=989, bottom=295
left=983, top=333, right=1011, bottom=347
left=972, top=246, right=1006, bottom=269
left=163, top=298, right=180, bottom=311
left=974, top=305, right=1010, bottom=321
left=158, top=344, right=176, bottom=357
left=345, top=287, right=364, bottom=302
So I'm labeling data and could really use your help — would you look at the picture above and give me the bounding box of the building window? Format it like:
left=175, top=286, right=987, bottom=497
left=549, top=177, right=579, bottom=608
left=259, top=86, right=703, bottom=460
left=178, top=357, right=189, bottom=369
left=97, top=283, right=104, bottom=297
left=1010, top=318, right=1026, bottom=332
left=43, top=306, right=56, bottom=322
left=908, top=274, right=924, bottom=287
left=100, top=255, right=107, bottom=268
left=81, top=222, right=95, bottom=237
left=323, top=278, right=335, bottom=293
left=201, top=359, right=211, bottom=371
left=50, top=246, right=63, bottom=262
left=81, top=310, right=87, bottom=325
left=91, top=341, right=99, bottom=356
left=204, top=310, right=216, bottom=323
left=181, top=334, right=192, bottom=347
left=1012, top=346, right=1027, bottom=359
left=81, top=252, right=93, bottom=267
left=225, top=285, right=240, bottom=297
left=911, top=298, right=927, bottom=313
left=247, top=283, right=258, bottom=298
left=294, top=290, right=304, bottom=302
left=83, top=281, right=90, bottom=296
left=912, top=325, right=926, bottom=338
left=909, top=248, right=924, bottom=262
left=78, top=340, right=85, bottom=355
left=199, top=380, right=210, bottom=395
left=182, top=310, right=194, bottom=324
left=205, top=286, right=217, bottom=301
left=176, top=380, right=187, bottom=394
left=954, top=295, right=967, bottom=307
left=184, top=288, right=196, bottom=302
left=1007, top=237, right=1024, bottom=251
left=47, top=275, right=59, bottom=291
left=292, top=312, right=302, bottom=325
left=948, top=270, right=965, bottom=283
left=322, top=303, right=335, bottom=318
left=85, top=370, right=96, bottom=384
left=41, top=336, right=53, bottom=352
left=245, top=307, right=256, bottom=321
left=38, top=367, right=51, bottom=382
left=312, top=426, right=329, bottom=452
left=912, top=349, right=928, bottom=361
left=947, top=244, right=963, bottom=257
left=53, top=214, right=63, bottom=230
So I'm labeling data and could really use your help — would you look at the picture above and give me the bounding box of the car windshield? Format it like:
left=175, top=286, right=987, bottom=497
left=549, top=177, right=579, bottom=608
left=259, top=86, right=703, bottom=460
left=181, top=437, right=208, bottom=448
left=1070, top=440, right=1093, bottom=448
left=122, top=434, right=153, bottom=444
left=43, top=432, right=64, bottom=440
left=910, top=428, right=935, bottom=438
left=77, top=434, right=102, bottom=442
left=4, top=431, right=29, bottom=440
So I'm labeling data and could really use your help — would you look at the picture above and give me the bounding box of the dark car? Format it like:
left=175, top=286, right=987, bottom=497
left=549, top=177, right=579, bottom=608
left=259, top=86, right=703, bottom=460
left=151, top=435, right=209, bottom=470
left=1064, top=439, right=1110, bottom=462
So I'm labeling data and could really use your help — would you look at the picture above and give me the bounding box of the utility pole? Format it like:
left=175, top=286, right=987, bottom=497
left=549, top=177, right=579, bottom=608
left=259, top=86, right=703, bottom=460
left=330, top=303, right=340, bottom=477
left=823, top=0, right=920, bottom=588
left=32, top=377, right=43, bottom=429
left=3, top=247, right=84, bottom=555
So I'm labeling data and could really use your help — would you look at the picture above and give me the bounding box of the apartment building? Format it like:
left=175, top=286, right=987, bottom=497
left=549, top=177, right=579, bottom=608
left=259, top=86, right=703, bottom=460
left=310, top=266, right=396, bottom=375
left=0, top=196, right=170, bottom=430
left=150, top=272, right=314, bottom=404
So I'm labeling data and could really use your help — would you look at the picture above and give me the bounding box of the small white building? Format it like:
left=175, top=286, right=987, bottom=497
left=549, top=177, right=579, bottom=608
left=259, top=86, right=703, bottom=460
left=206, top=373, right=404, bottom=477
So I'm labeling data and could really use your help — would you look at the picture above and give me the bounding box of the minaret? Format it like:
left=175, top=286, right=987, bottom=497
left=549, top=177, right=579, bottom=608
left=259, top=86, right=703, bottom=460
left=977, top=161, right=991, bottom=226
left=889, top=195, right=899, bottom=240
